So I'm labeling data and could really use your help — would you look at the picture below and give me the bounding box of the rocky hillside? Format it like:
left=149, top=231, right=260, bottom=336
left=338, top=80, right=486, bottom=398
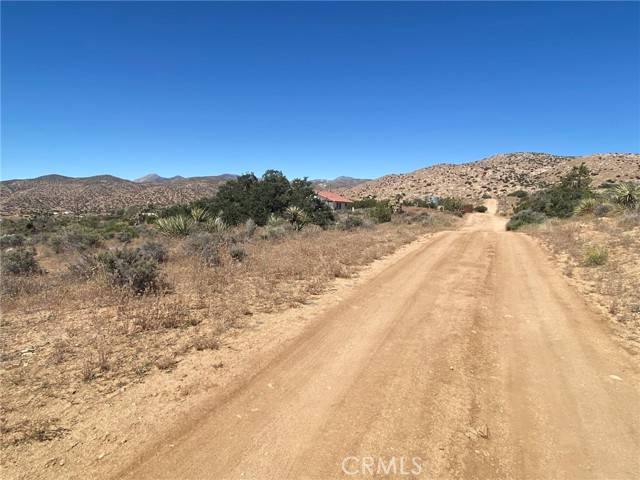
left=0, top=174, right=234, bottom=215
left=346, top=153, right=640, bottom=201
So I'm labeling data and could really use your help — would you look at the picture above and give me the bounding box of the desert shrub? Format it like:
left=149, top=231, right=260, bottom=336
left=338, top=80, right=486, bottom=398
left=341, top=216, right=364, bottom=230
left=610, top=182, right=640, bottom=209
left=243, top=218, right=257, bottom=238
left=184, top=232, right=224, bottom=266
left=260, top=214, right=291, bottom=240
left=506, top=209, right=546, bottom=231
left=352, top=197, right=380, bottom=209
left=97, top=248, right=161, bottom=293
left=48, top=235, right=65, bottom=254
left=68, top=254, right=99, bottom=280
left=440, top=197, right=464, bottom=215
left=229, top=244, right=247, bottom=262
left=593, top=203, right=614, bottom=218
left=156, top=215, right=193, bottom=236
left=116, top=227, right=136, bottom=243
left=473, top=205, right=488, bottom=213
left=515, top=163, right=592, bottom=218
left=262, top=224, right=287, bottom=240
left=1, top=248, right=42, bottom=276
left=61, top=227, right=101, bottom=251
left=138, top=241, right=168, bottom=263
left=481, top=193, right=492, bottom=199
left=583, top=245, right=608, bottom=266
left=0, top=234, right=25, bottom=249
left=369, top=202, right=393, bottom=223
left=508, top=190, right=528, bottom=198
left=193, top=334, right=220, bottom=351
left=574, top=198, right=599, bottom=216
left=99, top=219, right=136, bottom=240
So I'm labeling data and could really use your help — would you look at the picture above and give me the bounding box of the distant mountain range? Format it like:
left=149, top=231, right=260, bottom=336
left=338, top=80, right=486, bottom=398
left=133, top=173, right=370, bottom=190
left=0, top=173, right=235, bottom=215
left=134, top=173, right=187, bottom=183
left=311, top=176, right=370, bottom=190
left=0, top=172, right=368, bottom=215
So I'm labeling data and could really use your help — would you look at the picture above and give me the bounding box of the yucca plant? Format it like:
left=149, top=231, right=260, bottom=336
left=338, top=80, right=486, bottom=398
left=611, top=182, right=640, bottom=209
left=206, top=216, right=228, bottom=233
left=573, top=197, right=599, bottom=216
left=266, top=213, right=285, bottom=227
left=190, top=206, right=210, bottom=223
left=155, top=215, right=193, bottom=236
left=284, top=206, right=309, bottom=231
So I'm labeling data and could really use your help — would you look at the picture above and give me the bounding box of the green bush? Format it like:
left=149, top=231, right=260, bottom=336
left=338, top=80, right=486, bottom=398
left=473, top=205, right=488, bottom=213
left=62, top=226, right=101, bottom=251
left=440, top=197, right=464, bottom=215
left=156, top=215, right=193, bottom=236
left=506, top=209, right=546, bottom=231
left=508, top=190, right=528, bottom=198
left=1, top=248, right=42, bottom=276
left=583, top=245, right=608, bottom=266
left=369, top=202, right=392, bottom=223
left=97, top=248, right=161, bottom=293
left=352, top=197, right=380, bottom=209
left=514, top=163, right=593, bottom=218
left=0, top=234, right=25, bottom=249
left=196, top=171, right=333, bottom=227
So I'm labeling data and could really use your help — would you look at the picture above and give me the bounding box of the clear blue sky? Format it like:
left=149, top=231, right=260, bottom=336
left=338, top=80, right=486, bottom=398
left=2, top=2, right=639, bottom=181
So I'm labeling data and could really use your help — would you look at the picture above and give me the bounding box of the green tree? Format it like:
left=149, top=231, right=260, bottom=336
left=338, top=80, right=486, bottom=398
left=515, top=163, right=593, bottom=218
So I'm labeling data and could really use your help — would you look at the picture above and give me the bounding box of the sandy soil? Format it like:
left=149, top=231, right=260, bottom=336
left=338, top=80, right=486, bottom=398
left=108, top=201, right=640, bottom=479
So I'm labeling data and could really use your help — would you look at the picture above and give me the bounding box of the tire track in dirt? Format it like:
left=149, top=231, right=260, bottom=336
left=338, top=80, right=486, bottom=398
left=117, top=202, right=640, bottom=480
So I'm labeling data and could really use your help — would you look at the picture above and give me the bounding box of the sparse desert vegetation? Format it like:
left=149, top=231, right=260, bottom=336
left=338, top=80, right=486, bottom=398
left=511, top=171, right=640, bottom=348
left=0, top=170, right=458, bottom=459
left=346, top=152, right=640, bottom=203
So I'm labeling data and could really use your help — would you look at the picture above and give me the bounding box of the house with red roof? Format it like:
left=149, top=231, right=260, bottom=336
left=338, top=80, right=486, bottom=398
left=315, top=190, right=353, bottom=211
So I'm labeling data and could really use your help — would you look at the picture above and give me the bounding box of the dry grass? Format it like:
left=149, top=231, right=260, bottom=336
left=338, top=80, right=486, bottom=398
left=524, top=212, right=640, bottom=349
left=0, top=210, right=456, bottom=449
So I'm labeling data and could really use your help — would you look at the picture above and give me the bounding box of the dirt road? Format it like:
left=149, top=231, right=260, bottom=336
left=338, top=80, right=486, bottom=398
left=118, top=202, right=640, bottom=479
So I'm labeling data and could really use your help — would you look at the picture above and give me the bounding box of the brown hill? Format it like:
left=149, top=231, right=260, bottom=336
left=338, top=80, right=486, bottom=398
left=346, top=152, right=640, bottom=201
left=0, top=174, right=235, bottom=216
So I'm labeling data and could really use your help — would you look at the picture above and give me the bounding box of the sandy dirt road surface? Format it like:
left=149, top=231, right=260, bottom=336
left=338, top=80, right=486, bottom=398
left=117, top=201, right=639, bottom=480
